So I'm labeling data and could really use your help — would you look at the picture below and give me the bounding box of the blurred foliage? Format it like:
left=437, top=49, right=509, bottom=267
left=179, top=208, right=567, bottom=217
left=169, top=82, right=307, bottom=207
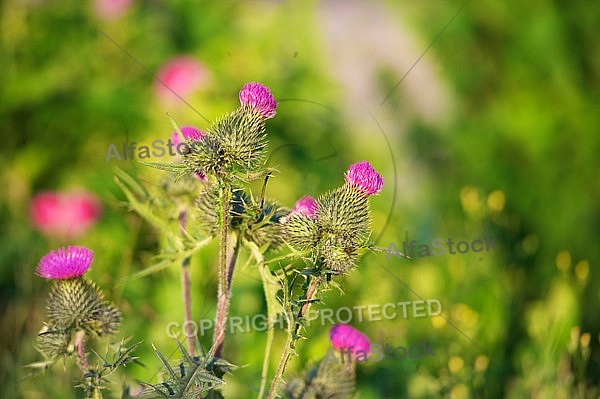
left=1, top=0, right=599, bottom=398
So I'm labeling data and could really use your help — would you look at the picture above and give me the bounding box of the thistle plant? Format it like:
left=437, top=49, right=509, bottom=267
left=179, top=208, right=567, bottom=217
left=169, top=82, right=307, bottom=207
left=33, top=82, right=384, bottom=398
left=34, top=246, right=125, bottom=398
left=281, top=324, right=371, bottom=399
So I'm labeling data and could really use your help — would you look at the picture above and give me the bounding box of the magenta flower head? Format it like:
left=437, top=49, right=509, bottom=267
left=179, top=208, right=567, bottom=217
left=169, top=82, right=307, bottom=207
left=37, top=246, right=94, bottom=280
left=171, top=126, right=206, bottom=147
left=239, top=82, right=278, bottom=119
left=292, top=196, right=318, bottom=219
left=344, top=161, right=384, bottom=196
left=330, top=324, right=371, bottom=357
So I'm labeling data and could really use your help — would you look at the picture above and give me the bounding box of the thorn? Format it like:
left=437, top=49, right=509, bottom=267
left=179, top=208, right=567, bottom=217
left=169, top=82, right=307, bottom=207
left=228, top=52, right=231, bottom=57
left=293, top=52, right=298, bottom=58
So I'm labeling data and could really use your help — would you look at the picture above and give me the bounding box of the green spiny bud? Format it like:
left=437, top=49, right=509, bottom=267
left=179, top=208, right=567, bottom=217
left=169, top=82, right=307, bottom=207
left=281, top=360, right=355, bottom=399
left=243, top=200, right=288, bottom=250
left=283, top=215, right=319, bottom=251
left=316, top=185, right=370, bottom=246
left=182, top=108, right=267, bottom=177
left=88, top=304, right=122, bottom=336
left=36, top=324, right=71, bottom=359
left=46, top=278, right=121, bottom=336
left=320, top=236, right=359, bottom=274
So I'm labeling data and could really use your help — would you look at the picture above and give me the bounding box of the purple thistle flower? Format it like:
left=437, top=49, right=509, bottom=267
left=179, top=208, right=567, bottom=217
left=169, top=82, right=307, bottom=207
left=239, top=82, right=278, bottom=119
left=330, top=324, right=371, bottom=356
left=37, top=246, right=94, bottom=280
left=292, top=196, right=318, bottom=218
left=344, top=161, right=384, bottom=196
left=171, top=126, right=205, bottom=146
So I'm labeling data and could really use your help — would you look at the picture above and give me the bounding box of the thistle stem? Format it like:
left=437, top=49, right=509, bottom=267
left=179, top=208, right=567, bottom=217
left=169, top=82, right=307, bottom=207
left=257, top=325, right=274, bottom=399
left=266, top=276, right=322, bottom=399
left=74, top=330, right=89, bottom=371
left=256, top=256, right=276, bottom=399
left=179, top=211, right=195, bottom=356
left=213, top=183, right=236, bottom=358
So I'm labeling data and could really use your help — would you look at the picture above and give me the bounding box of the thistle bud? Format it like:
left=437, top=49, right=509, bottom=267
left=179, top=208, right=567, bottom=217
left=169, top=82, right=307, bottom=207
left=36, top=246, right=121, bottom=340
left=282, top=196, right=319, bottom=251
left=320, top=236, right=358, bottom=274
left=316, top=186, right=369, bottom=246
left=243, top=199, right=288, bottom=250
left=281, top=359, right=355, bottom=399
left=195, top=185, right=249, bottom=235
left=288, top=162, right=383, bottom=274
left=36, top=324, right=71, bottom=359
left=183, top=109, right=267, bottom=176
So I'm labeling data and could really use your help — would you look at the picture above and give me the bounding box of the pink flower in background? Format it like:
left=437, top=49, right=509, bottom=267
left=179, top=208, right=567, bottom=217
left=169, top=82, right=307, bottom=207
left=345, top=161, right=384, bottom=196
left=30, top=190, right=102, bottom=239
left=239, top=82, right=278, bottom=119
left=155, top=57, right=208, bottom=106
left=93, top=0, right=133, bottom=20
left=171, top=126, right=206, bottom=147
left=330, top=324, right=371, bottom=357
left=37, top=246, right=94, bottom=280
left=292, top=196, right=318, bottom=218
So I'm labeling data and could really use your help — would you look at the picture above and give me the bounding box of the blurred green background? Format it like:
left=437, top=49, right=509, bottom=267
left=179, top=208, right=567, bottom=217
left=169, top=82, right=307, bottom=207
left=1, top=0, right=599, bottom=398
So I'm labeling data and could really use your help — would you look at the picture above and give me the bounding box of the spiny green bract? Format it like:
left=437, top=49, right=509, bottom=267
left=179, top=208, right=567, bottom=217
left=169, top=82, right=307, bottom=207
left=283, top=215, right=319, bottom=251
left=47, top=278, right=121, bottom=336
left=37, top=324, right=71, bottom=359
left=182, top=108, right=267, bottom=177
left=316, top=185, right=370, bottom=243
left=319, top=236, right=359, bottom=274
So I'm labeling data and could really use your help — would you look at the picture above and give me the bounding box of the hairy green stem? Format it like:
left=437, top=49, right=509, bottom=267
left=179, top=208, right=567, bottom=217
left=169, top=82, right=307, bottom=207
left=266, top=276, right=322, bottom=399
left=266, top=335, right=292, bottom=399
left=256, top=256, right=276, bottom=399
left=213, top=182, right=233, bottom=358
left=258, top=326, right=274, bottom=399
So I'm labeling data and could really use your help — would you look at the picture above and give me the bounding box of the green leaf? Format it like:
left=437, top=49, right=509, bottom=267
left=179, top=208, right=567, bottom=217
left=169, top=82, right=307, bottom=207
left=114, top=174, right=168, bottom=230
left=138, top=161, right=187, bottom=173
left=114, top=167, right=147, bottom=201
